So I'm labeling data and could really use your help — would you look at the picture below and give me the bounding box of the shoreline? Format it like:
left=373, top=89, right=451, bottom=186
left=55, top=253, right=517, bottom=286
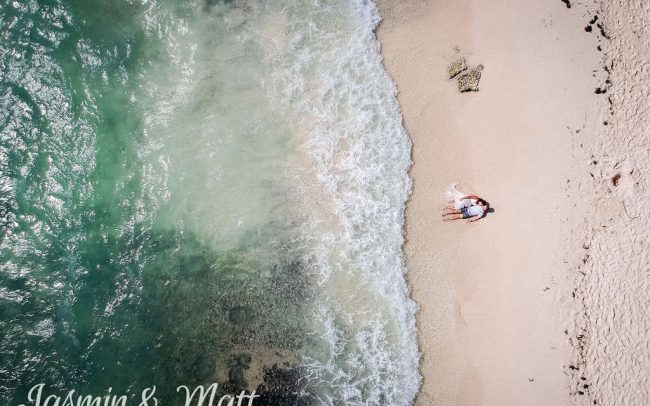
left=376, top=0, right=602, bottom=403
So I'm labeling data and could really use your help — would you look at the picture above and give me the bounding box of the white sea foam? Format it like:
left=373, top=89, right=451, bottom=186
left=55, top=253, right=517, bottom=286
left=138, top=0, right=420, bottom=403
left=259, top=1, right=420, bottom=403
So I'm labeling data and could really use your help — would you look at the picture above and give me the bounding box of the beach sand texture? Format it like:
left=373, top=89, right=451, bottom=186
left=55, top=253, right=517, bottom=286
left=567, top=1, right=650, bottom=404
left=377, top=0, right=650, bottom=404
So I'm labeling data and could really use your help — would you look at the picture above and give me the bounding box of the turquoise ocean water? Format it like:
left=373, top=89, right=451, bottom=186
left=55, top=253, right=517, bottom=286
left=0, top=0, right=419, bottom=404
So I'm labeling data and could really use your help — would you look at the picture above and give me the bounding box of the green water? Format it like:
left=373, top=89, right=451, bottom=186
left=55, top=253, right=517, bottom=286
left=1, top=0, right=311, bottom=403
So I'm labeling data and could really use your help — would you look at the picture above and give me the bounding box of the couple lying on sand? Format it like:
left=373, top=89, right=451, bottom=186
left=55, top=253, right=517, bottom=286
left=442, top=183, right=490, bottom=223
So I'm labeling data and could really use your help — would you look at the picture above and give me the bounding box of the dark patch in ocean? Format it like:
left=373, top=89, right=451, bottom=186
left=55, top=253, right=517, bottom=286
left=256, top=364, right=315, bottom=406
left=135, top=229, right=315, bottom=402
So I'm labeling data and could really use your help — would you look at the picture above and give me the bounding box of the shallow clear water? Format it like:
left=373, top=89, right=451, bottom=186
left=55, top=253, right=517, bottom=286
left=0, top=0, right=419, bottom=404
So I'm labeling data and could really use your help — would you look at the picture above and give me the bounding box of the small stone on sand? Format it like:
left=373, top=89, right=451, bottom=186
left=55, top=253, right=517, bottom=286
left=448, top=58, right=467, bottom=78
left=457, top=64, right=483, bottom=92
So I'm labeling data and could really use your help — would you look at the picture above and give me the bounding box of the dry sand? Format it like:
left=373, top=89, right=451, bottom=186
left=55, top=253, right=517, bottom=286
left=565, top=1, right=650, bottom=404
left=376, top=0, right=650, bottom=404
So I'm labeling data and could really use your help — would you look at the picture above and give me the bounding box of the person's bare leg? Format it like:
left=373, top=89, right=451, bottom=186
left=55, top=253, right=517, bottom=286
left=441, top=208, right=461, bottom=216
left=442, top=213, right=463, bottom=221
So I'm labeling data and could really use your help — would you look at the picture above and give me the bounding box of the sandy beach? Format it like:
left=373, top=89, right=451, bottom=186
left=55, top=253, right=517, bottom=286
left=377, top=0, right=650, bottom=404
